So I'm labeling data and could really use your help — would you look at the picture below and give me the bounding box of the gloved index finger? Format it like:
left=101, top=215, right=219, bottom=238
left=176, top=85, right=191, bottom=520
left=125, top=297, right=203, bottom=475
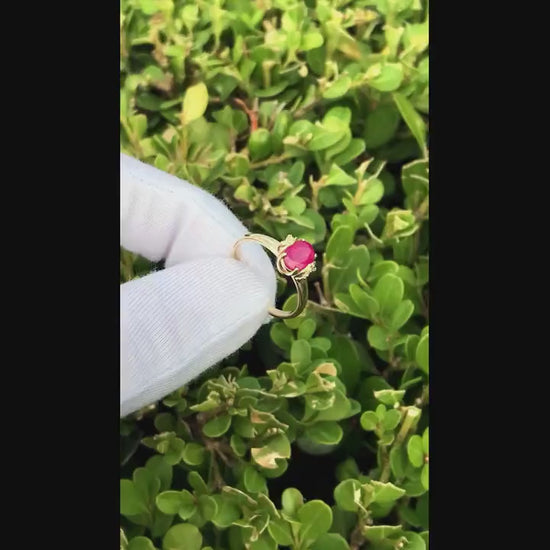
left=120, top=153, right=275, bottom=289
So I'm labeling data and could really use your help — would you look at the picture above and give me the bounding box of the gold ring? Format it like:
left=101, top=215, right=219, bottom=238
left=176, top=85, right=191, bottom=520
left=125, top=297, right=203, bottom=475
left=233, top=234, right=316, bottom=319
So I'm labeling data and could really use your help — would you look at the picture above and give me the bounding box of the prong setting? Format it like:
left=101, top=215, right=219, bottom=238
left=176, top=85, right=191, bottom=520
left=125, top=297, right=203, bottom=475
left=275, top=234, right=316, bottom=281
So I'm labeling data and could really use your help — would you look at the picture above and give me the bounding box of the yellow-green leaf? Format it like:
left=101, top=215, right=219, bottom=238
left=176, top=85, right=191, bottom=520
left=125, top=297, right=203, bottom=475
left=182, top=82, right=208, bottom=125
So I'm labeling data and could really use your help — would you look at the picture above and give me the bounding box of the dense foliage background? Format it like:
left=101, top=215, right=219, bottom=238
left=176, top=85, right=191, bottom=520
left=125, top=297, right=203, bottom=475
left=120, top=0, right=429, bottom=549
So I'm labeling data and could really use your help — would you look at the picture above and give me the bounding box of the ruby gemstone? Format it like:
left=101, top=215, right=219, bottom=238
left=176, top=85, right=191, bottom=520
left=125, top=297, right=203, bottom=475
left=283, top=240, right=315, bottom=270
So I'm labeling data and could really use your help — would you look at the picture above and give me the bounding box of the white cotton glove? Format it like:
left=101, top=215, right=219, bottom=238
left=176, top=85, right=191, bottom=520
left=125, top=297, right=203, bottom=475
left=120, top=154, right=277, bottom=417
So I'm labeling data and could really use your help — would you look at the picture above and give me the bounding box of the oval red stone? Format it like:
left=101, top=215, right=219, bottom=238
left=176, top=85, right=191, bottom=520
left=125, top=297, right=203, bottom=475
left=283, top=240, right=315, bottom=270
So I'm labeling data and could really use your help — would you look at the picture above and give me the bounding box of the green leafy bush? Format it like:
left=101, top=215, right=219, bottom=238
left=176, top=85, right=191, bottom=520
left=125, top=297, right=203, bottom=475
left=120, top=0, right=429, bottom=548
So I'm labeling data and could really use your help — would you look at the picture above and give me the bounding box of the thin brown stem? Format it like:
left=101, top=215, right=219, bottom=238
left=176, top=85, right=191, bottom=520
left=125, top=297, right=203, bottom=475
left=233, top=97, right=258, bottom=132
left=314, top=282, right=329, bottom=307
left=379, top=444, right=391, bottom=483
left=349, top=517, right=367, bottom=550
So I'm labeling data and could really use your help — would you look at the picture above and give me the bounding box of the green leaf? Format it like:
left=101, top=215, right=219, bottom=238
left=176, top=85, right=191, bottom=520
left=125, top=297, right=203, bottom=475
left=163, top=523, right=202, bottom=550
left=334, top=478, right=362, bottom=512
left=203, top=414, right=232, bottom=438
left=237, top=376, right=264, bottom=392
left=324, top=106, right=352, bottom=125
left=151, top=511, right=174, bottom=539
left=287, top=213, right=316, bottom=230
left=366, top=63, right=404, bottom=92
left=297, top=500, right=333, bottom=545
left=182, top=82, right=208, bottom=125
left=315, top=390, right=351, bottom=421
left=332, top=138, right=366, bottom=165
left=325, top=164, right=356, bottom=186
left=181, top=4, right=199, bottom=27
left=420, top=530, right=429, bottom=548
left=307, top=44, right=326, bottom=75
left=282, top=195, right=307, bottom=216
left=268, top=518, right=295, bottom=546
left=416, top=333, right=429, bottom=374
left=363, top=524, right=403, bottom=542
left=389, top=299, right=415, bottom=330
left=364, top=105, right=401, bottom=149
left=249, top=532, right=277, bottom=550
left=374, top=389, right=406, bottom=406
left=404, top=478, right=427, bottom=497
left=182, top=443, right=206, bottom=466
left=360, top=411, right=379, bottom=431
left=308, top=133, right=344, bottom=152
left=297, top=318, right=317, bottom=340
left=368, top=260, right=399, bottom=282
left=211, top=494, right=241, bottom=528
left=198, top=494, right=218, bottom=521
left=405, top=334, right=420, bottom=362
left=164, top=437, right=186, bottom=465
left=358, top=178, right=384, bottom=205
left=402, top=159, right=429, bottom=204
left=422, top=428, right=429, bottom=454
left=187, top=471, right=208, bottom=495
left=270, top=322, right=293, bottom=350
left=178, top=490, right=196, bottom=520
left=349, top=284, right=380, bottom=320
left=421, top=463, right=429, bottom=490
left=282, top=487, right=304, bottom=517
left=308, top=120, right=346, bottom=151
left=394, top=92, right=427, bottom=157
left=382, top=209, right=418, bottom=240
left=371, top=481, right=406, bottom=504
left=129, top=114, right=148, bottom=139
left=390, top=445, right=408, bottom=479
left=367, top=325, right=392, bottom=351
left=403, top=531, right=427, bottom=550
left=249, top=128, right=273, bottom=161
left=323, top=75, right=352, bottom=99
left=243, top=465, right=267, bottom=493
left=311, top=337, right=332, bottom=353
left=373, top=274, right=404, bottom=319
left=334, top=293, right=365, bottom=319
left=256, top=81, right=290, bottom=97
left=136, top=93, right=163, bottom=112
left=375, top=404, right=387, bottom=421
left=404, top=13, right=428, bottom=48
left=291, top=339, right=312, bottom=368
left=251, top=433, right=291, bottom=469
left=358, top=375, right=392, bottom=410
left=128, top=537, right=156, bottom=550
left=288, top=119, right=316, bottom=139
left=329, top=335, right=362, bottom=391
left=191, top=395, right=221, bottom=412
left=407, top=435, right=424, bottom=468
left=326, top=226, right=354, bottom=263
left=232, top=415, right=255, bottom=438
left=286, top=161, right=305, bottom=184
left=134, top=468, right=160, bottom=506
left=156, top=491, right=182, bottom=515
left=311, top=533, right=350, bottom=550
left=121, top=480, right=148, bottom=516
left=302, top=32, right=324, bottom=50
left=382, top=409, right=402, bottom=431
left=328, top=245, right=371, bottom=295
left=305, top=421, right=343, bottom=445
left=230, top=434, right=247, bottom=457
left=146, top=456, right=173, bottom=493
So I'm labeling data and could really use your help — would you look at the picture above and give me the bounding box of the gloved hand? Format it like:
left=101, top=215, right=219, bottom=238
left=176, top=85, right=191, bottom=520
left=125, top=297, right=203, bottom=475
left=120, top=154, right=277, bottom=417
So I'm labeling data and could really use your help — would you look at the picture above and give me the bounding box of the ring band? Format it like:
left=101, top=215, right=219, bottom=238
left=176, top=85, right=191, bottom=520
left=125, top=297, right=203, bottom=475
left=233, top=234, right=316, bottom=319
